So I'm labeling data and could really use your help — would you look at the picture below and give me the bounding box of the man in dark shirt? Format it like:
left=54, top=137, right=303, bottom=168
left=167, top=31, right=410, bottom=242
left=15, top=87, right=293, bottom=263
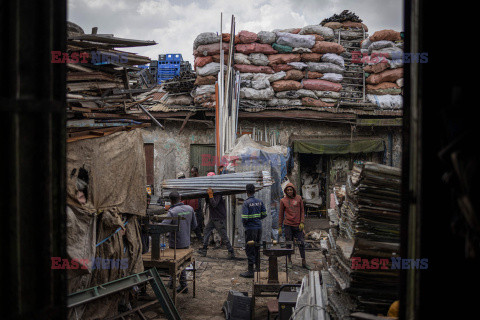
left=163, top=191, right=197, bottom=293
left=240, top=184, right=267, bottom=278
left=197, top=172, right=235, bottom=259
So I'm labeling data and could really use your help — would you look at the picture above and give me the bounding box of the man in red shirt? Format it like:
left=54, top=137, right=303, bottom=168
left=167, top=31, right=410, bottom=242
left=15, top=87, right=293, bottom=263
left=278, top=183, right=311, bottom=269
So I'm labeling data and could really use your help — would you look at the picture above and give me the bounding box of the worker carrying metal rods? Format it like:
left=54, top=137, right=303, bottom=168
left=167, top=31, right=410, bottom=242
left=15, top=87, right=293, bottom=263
left=239, top=184, right=267, bottom=278
left=279, top=183, right=311, bottom=270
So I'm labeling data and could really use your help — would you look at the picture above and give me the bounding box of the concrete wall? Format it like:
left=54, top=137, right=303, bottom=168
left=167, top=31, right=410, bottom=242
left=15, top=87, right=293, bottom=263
left=142, top=119, right=402, bottom=195
left=141, top=122, right=215, bottom=196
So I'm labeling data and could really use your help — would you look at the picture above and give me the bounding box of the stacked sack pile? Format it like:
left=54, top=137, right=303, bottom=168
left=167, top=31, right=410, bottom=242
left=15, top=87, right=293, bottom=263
left=191, top=26, right=348, bottom=110
left=232, top=27, right=347, bottom=110
left=191, top=32, right=231, bottom=108
left=361, top=30, right=404, bottom=109
left=321, top=10, right=369, bottom=104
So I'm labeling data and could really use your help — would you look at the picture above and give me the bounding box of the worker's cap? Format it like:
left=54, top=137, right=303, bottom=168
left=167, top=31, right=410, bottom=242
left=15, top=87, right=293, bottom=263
left=169, top=191, right=180, bottom=201
left=176, top=171, right=186, bottom=179
left=207, top=172, right=216, bottom=176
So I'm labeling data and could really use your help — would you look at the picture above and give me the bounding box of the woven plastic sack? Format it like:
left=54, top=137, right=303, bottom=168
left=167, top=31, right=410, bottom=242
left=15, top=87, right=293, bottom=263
left=234, top=64, right=274, bottom=74
left=287, top=62, right=308, bottom=70
left=234, top=53, right=251, bottom=65
left=248, top=53, right=270, bottom=66
left=193, top=32, right=220, bottom=50
left=197, top=62, right=223, bottom=77
left=368, top=40, right=395, bottom=53
left=301, top=53, right=323, bottom=62
left=369, top=30, right=401, bottom=42
left=321, top=53, right=345, bottom=67
left=271, top=80, right=303, bottom=92
left=296, top=89, right=317, bottom=99
left=195, top=42, right=229, bottom=56
left=272, top=64, right=294, bottom=72
left=267, top=98, right=302, bottom=106
left=311, top=41, right=345, bottom=54
left=165, top=95, right=193, bottom=105
left=306, top=62, right=344, bottom=74
left=321, top=73, right=343, bottom=83
left=235, top=43, right=278, bottom=55
left=194, top=75, right=217, bottom=86
left=251, top=74, right=271, bottom=90
left=301, top=97, right=335, bottom=107
left=276, top=91, right=300, bottom=99
left=304, top=71, right=324, bottom=79
left=314, top=91, right=341, bottom=99
left=257, top=31, right=276, bottom=44
left=284, top=69, right=304, bottom=81
left=268, top=71, right=287, bottom=82
left=367, top=82, right=401, bottom=95
left=240, top=87, right=275, bottom=100
left=367, top=94, right=403, bottom=109
left=272, top=43, right=293, bottom=53
left=366, top=68, right=403, bottom=85
left=298, top=25, right=334, bottom=39
left=268, top=54, right=301, bottom=65
left=323, top=22, right=342, bottom=30
left=194, top=56, right=213, bottom=68
left=292, top=47, right=312, bottom=53
left=193, top=85, right=216, bottom=96
left=240, top=73, right=254, bottom=80
left=361, top=38, right=372, bottom=49
left=303, top=79, right=342, bottom=92
left=276, top=32, right=315, bottom=49
left=238, top=30, right=258, bottom=44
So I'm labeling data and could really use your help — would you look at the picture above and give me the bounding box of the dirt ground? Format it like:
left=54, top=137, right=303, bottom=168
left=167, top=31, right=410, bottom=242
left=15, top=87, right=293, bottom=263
left=136, top=238, right=325, bottom=320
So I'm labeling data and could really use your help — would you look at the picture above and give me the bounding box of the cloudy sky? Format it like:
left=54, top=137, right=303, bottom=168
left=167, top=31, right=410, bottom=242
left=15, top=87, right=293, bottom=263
left=68, top=0, right=403, bottom=65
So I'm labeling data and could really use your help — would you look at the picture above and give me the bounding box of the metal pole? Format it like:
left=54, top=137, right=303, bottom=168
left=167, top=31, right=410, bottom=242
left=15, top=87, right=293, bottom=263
left=138, top=104, right=165, bottom=129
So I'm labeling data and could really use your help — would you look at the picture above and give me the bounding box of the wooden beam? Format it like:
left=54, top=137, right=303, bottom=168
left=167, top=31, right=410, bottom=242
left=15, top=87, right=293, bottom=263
left=179, top=112, right=195, bottom=134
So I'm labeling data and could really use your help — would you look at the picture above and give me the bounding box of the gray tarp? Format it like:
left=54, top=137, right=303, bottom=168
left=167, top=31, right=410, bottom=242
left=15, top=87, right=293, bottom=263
left=66, top=130, right=147, bottom=320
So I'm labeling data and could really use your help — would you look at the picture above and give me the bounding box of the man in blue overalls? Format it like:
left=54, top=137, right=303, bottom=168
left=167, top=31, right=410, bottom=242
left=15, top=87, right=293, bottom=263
left=240, top=184, right=267, bottom=278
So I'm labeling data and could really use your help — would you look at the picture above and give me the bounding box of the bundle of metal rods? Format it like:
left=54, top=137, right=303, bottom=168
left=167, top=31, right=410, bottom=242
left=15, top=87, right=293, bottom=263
left=161, top=171, right=272, bottom=199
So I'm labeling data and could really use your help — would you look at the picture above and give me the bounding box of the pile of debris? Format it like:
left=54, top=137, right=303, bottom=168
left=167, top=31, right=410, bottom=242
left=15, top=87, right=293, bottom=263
left=160, top=70, right=197, bottom=106
left=322, top=162, right=401, bottom=317
left=321, top=10, right=365, bottom=26
left=66, top=22, right=160, bottom=142
left=361, top=30, right=404, bottom=109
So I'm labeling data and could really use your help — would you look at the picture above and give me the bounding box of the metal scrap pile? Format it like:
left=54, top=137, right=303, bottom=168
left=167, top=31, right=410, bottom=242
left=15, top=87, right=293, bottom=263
left=66, top=21, right=161, bottom=142
left=320, top=10, right=364, bottom=25
left=162, top=71, right=196, bottom=94
left=161, top=171, right=273, bottom=199
left=321, top=162, right=401, bottom=317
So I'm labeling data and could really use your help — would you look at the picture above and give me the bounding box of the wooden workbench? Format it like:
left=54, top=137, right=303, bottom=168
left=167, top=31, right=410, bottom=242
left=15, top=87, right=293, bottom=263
left=142, top=248, right=195, bottom=305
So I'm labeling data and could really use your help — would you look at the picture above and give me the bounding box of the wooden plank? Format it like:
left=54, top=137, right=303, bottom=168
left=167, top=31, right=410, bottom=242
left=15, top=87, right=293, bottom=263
left=68, top=81, right=122, bottom=92
left=356, top=118, right=403, bottom=127
left=67, top=72, right=117, bottom=82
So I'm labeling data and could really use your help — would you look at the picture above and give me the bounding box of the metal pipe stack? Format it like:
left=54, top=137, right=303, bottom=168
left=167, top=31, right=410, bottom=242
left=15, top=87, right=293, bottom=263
left=161, top=171, right=272, bottom=199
